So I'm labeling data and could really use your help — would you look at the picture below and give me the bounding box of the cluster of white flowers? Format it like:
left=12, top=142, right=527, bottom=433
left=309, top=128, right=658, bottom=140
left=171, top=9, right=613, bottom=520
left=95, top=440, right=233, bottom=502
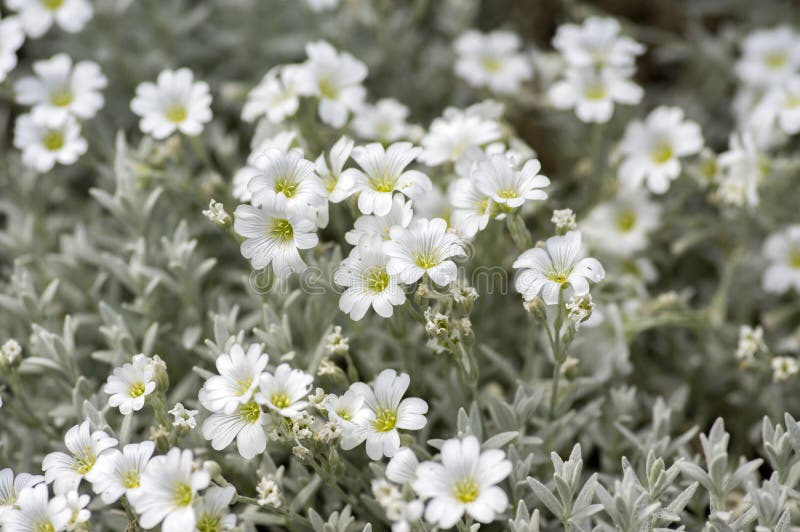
left=549, top=17, right=644, bottom=123
left=13, top=53, right=105, bottom=172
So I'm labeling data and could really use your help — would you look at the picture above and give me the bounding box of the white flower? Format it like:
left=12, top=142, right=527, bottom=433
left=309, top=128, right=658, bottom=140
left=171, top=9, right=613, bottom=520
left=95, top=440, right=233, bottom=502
left=345, top=195, right=414, bottom=245
left=736, top=26, right=800, bottom=88
left=763, top=77, right=800, bottom=135
left=420, top=110, right=502, bottom=166
left=454, top=30, right=532, bottom=94
left=716, top=131, right=761, bottom=208
left=448, top=176, right=492, bottom=239
left=617, top=106, right=704, bottom=194
left=553, top=16, right=644, bottom=70
left=0, top=16, right=24, bottom=83
left=90, top=441, right=154, bottom=504
left=342, top=142, right=432, bottom=216
left=7, top=0, right=92, bottom=38
left=232, top=130, right=297, bottom=203
left=201, top=398, right=267, bottom=460
left=15, top=54, right=106, bottom=121
left=0, top=484, right=70, bottom=532
left=386, top=448, right=420, bottom=485
left=199, top=343, right=267, bottom=415
left=128, top=448, right=210, bottom=532
left=549, top=66, right=643, bottom=123
left=131, top=68, right=212, bottom=139
left=242, top=65, right=303, bottom=124
left=169, top=403, right=199, bottom=430
left=245, top=148, right=326, bottom=213
left=297, top=40, right=367, bottom=128
left=42, top=420, right=118, bottom=494
left=334, top=235, right=406, bottom=320
left=103, top=354, right=157, bottom=415
left=13, top=112, right=87, bottom=172
left=473, top=153, right=549, bottom=209
left=772, top=357, right=799, bottom=382
left=513, top=231, right=605, bottom=304
left=341, top=369, right=428, bottom=460
left=62, top=490, right=89, bottom=530
left=256, top=363, right=314, bottom=418
left=0, top=469, right=44, bottom=515
left=352, top=99, right=412, bottom=142
left=413, top=436, right=511, bottom=528
left=317, top=135, right=356, bottom=204
left=233, top=194, right=319, bottom=277
left=384, top=218, right=466, bottom=286
left=194, top=486, right=236, bottom=532
left=581, top=189, right=663, bottom=257
left=323, top=388, right=370, bottom=430
left=763, top=225, right=800, bottom=294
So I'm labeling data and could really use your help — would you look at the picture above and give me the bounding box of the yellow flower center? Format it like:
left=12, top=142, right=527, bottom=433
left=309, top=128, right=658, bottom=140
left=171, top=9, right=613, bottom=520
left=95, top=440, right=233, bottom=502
left=366, top=267, right=390, bottom=293
left=789, top=248, right=800, bottom=269
left=173, top=482, right=193, bottom=507
left=271, top=393, right=291, bottom=410
left=50, top=89, right=73, bottom=107
left=546, top=271, right=568, bottom=285
left=269, top=218, right=294, bottom=241
left=324, top=175, right=338, bottom=193
left=129, top=381, right=146, bottom=398
left=42, top=0, right=63, bottom=10
left=700, top=157, right=718, bottom=181
left=235, top=378, right=253, bottom=396
left=165, top=104, right=188, bottom=123
left=35, top=522, right=55, bottom=532
left=368, top=173, right=397, bottom=193
left=318, top=78, right=339, bottom=100
left=787, top=96, right=800, bottom=108
left=274, top=177, right=299, bottom=198
left=651, top=143, right=673, bottom=164
left=616, top=211, right=636, bottom=232
left=372, top=408, right=397, bottom=432
left=476, top=197, right=489, bottom=213
left=452, top=478, right=480, bottom=503
left=584, top=84, right=606, bottom=101
left=482, top=57, right=502, bottom=73
left=337, top=409, right=352, bottom=421
left=239, top=401, right=262, bottom=423
left=415, top=252, right=438, bottom=270
left=765, top=51, right=788, bottom=69
left=196, top=514, right=222, bottom=532
left=497, top=189, right=519, bottom=200
left=43, top=131, right=64, bottom=151
left=74, top=449, right=96, bottom=475
left=122, top=470, right=140, bottom=489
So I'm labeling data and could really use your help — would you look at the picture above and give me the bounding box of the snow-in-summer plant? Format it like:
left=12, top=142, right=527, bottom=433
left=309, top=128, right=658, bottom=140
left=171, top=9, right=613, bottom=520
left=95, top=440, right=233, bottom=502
left=2, top=1, right=800, bottom=531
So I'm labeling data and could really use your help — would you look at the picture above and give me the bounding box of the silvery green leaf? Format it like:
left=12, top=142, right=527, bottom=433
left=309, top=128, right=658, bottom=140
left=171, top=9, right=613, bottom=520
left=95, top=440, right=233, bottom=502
left=483, top=431, right=519, bottom=449
left=527, top=477, right=564, bottom=518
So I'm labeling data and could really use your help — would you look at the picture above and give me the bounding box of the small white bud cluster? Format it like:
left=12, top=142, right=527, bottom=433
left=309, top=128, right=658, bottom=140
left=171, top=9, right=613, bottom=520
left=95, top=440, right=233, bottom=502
left=0, top=339, right=22, bottom=366
left=735, top=325, right=766, bottom=364
left=168, top=402, right=198, bottom=429
left=551, top=208, right=577, bottom=232
left=202, top=199, right=231, bottom=227
left=257, top=477, right=282, bottom=508
left=324, top=325, right=350, bottom=355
